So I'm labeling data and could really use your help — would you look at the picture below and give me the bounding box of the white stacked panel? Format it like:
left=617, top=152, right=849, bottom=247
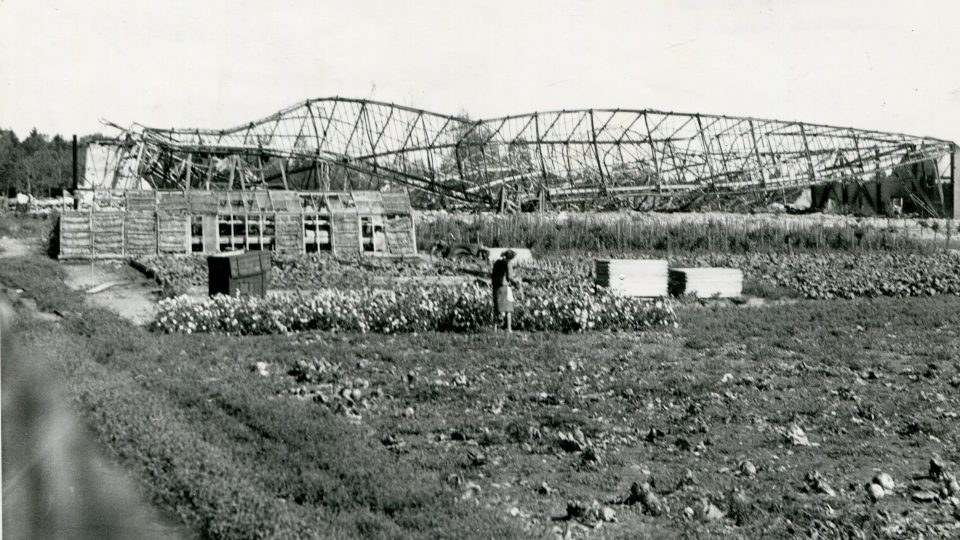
left=669, top=268, right=743, bottom=298
left=595, top=259, right=669, bottom=297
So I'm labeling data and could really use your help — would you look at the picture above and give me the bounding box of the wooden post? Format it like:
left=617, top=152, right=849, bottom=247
left=184, top=154, right=193, bottom=191
left=72, top=135, right=79, bottom=209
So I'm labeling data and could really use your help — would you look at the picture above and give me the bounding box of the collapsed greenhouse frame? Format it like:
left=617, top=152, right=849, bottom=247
left=82, top=97, right=958, bottom=215
left=61, top=97, right=960, bottom=259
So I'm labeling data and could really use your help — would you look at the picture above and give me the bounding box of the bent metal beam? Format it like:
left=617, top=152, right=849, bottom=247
left=85, top=97, right=957, bottom=214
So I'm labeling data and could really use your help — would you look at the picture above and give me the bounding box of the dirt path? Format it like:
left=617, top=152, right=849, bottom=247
left=61, top=262, right=161, bottom=326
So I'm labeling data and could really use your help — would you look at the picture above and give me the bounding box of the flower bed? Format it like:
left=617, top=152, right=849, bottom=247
left=152, top=283, right=678, bottom=335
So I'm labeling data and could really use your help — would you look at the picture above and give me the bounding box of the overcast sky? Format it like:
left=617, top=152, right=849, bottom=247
left=2, top=0, right=958, bottom=143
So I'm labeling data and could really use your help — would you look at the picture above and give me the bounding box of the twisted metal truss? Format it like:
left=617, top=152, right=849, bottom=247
left=92, top=97, right=957, bottom=212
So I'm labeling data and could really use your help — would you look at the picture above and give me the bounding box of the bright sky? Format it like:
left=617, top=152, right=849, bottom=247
left=2, top=0, right=959, bottom=143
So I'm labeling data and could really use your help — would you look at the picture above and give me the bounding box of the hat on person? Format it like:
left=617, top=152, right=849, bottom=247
left=502, top=249, right=516, bottom=260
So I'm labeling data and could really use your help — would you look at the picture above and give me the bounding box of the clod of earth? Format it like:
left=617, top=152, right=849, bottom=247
left=786, top=424, right=818, bottom=447
left=699, top=499, right=726, bottom=521
left=252, top=361, right=270, bottom=376
left=873, top=472, right=895, bottom=491
left=626, top=481, right=663, bottom=516
left=739, top=460, right=758, bottom=477
left=805, top=471, right=836, bottom=497
left=645, top=427, right=665, bottom=443
left=944, top=473, right=960, bottom=497
left=930, top=456, right=946, bottom=480
left=558, top=431, right=586, bottom=453
left=867, top=483, right=886, bottom=502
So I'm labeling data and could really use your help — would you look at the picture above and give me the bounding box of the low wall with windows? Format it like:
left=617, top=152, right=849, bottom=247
left=59, top=190, right=417, bottom=259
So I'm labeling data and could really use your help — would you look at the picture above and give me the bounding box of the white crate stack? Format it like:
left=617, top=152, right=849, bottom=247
left=668, top=268, right=743, bottom=298
left=594, top=259, right=669, bottom=297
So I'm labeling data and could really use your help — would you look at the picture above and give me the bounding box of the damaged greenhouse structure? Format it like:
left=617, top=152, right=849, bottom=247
left=60, top=97, right=959, bottom=259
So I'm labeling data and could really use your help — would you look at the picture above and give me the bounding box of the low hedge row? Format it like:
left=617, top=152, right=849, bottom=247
left=152, top=283, right=678, bottom=335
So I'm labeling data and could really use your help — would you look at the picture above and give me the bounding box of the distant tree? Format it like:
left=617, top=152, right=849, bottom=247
left=0, top=126, right=90, bottom=197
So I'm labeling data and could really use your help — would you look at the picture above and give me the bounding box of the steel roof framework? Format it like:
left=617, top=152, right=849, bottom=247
left=95, top=97, right=957, bottom=212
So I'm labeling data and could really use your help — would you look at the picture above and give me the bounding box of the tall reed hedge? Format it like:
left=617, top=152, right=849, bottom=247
left=417, top=214, right=941, bottom=254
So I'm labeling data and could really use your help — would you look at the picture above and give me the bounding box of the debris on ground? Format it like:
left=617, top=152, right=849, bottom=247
left=625, top=481, right=663, bottom=516
left=873, top=472, right=895, bottom=491
left=252, top=361, right=270, bottom=376
left=805, top=471, right=836, bottom=496
left=564, top=499, right=616, bottom=527
left=785, top=425, right=818, bottom=447
left=699, top=499, right=726, bottom=521
left=911, top=490, right=938, bottom=503
left=867, top=483, right=885, bottom=502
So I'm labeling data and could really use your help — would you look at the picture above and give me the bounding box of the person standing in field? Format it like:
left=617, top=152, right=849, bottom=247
left=491, top=250, right=520, bottom=332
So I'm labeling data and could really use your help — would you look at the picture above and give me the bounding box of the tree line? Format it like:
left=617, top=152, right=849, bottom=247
left=0, top=127, right=101, bottom=198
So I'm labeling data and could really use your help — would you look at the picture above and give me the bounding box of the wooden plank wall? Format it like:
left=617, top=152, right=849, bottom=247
left=125, top=191, right=157, bottom=212
left=331, top=212, right=360, bottom=256
left=384, top=216, right=416, bottom=255
left=59, top=211, right=93, bottom=258
left=158, top=212, right=189, bottom=254
left=92, top=211, right=124, bottom=256
left=274, top=213, right=303, bottom=254
left=125, top=211, right=157, bottom=255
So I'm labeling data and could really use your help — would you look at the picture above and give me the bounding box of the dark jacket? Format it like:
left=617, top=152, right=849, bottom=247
left=491, top=258, right=518, bottom=289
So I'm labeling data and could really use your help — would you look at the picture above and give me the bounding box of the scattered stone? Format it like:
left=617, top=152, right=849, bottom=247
left=720, top=373, right=734, bottom=384
left=786, top=425, right=818, bottom=447
left=467, top=449, right=486, bottom=466
left=558, top=432, right=585, bottom=453
left=645, top=428, right=665, bottom=443
left=537, top=481, right=554, bottom=495
left=700, top=499, right=726, bottom=521
left=403, top=406, right=415, bottom=417
left=452, top=373, right=468, bottom=386
left=252, top=361, right=270, bottom=376
left=873, top=472, right=895, bottom=491
left=678, top=468, right=697, bottom=488
left=867, top=483, right=886, bottom=502
left=739, top=460, right=758, bottom=477
left=600, top=506, right=617, bottom=523
left=805, top=471, right=836, bottom=497
left=626, top=481, right=663, bottom=516
left=930, top=456, right=946, bottom=480
left=460, top=481, right=482, bottom=500
left=683, top=507, right=695, bottom=520
left=349, top=388, right=363, bottom=401
left=381, top=434, right=403, bottom=448
left=944, top=473, right=960, bottom=496
left=912, top=490, right=938, bottom=503
left=343, top=408, right=362, bottom=423
left=580, top=446, right=602, bottom=465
